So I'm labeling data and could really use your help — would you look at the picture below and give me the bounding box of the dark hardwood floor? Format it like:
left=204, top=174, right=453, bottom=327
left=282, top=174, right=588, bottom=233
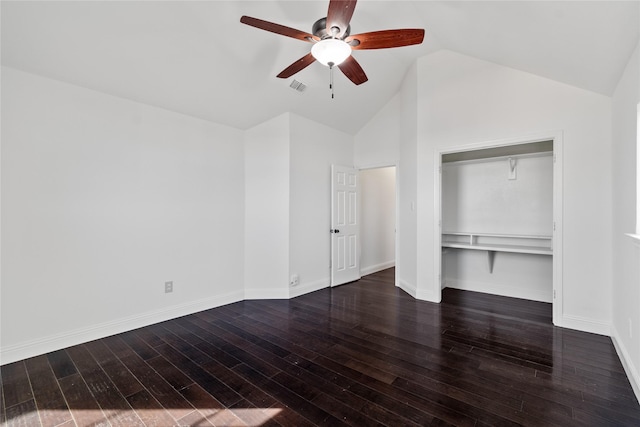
left=2, top=268, right=640, bottom=426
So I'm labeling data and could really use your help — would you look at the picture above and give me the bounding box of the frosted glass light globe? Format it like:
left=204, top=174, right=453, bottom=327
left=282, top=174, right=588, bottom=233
left=311, top=39, right=351, bottom=66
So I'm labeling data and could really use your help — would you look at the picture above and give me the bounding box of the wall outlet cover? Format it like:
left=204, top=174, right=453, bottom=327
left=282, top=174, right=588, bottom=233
left=290, top=274, right=299, bottom=287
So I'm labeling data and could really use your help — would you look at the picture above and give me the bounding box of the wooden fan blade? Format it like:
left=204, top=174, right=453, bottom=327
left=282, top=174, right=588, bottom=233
left=346, top=29, right=425, bottom=50
left=240, top=16, right=318, bottom=42
left=277, top=53, right=317, bottom=79
left=326, top=0, right=357, bottom=38
left=338, top=55, right=368, bottom=85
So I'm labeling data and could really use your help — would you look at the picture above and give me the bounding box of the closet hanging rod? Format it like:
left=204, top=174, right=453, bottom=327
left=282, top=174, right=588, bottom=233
left=441, top=151, right=552, bottom=166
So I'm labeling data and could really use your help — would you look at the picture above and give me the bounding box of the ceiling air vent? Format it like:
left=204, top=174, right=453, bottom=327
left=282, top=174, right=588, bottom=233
left=289, top=79, right=307, bottom=93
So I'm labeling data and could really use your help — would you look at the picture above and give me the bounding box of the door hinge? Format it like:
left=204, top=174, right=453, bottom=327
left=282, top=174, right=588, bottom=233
left=553, top=222, right=556, bottom=231
left=553, top=290, right=556, bottom=299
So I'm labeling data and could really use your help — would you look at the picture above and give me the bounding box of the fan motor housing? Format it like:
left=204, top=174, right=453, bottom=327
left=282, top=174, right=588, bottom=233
left=312, top=17, right=351, bottom=39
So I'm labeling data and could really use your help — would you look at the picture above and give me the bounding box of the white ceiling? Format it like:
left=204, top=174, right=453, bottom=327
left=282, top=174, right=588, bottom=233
left=2, top=1, right=638, bottom=135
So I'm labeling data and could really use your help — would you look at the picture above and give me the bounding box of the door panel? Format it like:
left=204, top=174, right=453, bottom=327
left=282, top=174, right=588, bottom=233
left=331, top=165, right=360, bottom=286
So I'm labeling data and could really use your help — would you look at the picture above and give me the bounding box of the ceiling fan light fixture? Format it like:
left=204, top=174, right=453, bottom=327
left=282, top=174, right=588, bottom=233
left=311, top=38, right=351, bottom=66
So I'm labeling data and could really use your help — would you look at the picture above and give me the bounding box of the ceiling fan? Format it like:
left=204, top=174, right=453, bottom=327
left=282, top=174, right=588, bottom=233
left=240, top=0, right=425, bottom=86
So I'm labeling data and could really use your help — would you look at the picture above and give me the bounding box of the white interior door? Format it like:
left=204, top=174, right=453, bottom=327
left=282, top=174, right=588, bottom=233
left=331, top=165, right=360, bottom=286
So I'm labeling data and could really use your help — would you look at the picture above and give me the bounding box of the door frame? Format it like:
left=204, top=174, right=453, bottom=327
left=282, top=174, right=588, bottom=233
left=357, top=161, right=399, bottom=287
left=434, top=132, right=563, bottom=326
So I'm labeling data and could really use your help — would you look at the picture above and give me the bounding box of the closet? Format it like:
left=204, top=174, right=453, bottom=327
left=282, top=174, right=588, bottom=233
left=441, top=141, right=554, bottom=303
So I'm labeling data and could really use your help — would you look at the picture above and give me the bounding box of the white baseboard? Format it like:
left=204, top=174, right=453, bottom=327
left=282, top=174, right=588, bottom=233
left=557, top=314, right=611, bottom=336
left=396, top=278, right=417, bottom=298
left=397, top=278, right=441, bottom=302
left=290, top=278, right=329, bottom=298
left=611, top=325, right=640, bottom=404
left=244, top=288, right=289, bottom=300
left=416, top=288, right=441, bottom=303
left=444, top=279, right=552, bottom=303
left=0, top=290, right=244, bottom=366
left=360, top=260, right=395, bottom=277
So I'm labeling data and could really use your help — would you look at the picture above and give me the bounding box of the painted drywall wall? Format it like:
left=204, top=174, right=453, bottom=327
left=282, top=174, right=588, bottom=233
left=397, top=63, right=419, bottom=297
left=354, top=93, right=401, bottom=168
left=244, top=113, right=291, bottom=299
left=360, top=167, right=396, bottom=276
left=442, top=154, right=553, bottom=302
left=611, top=40, right=640, bottom=401
left=289, top=114, right=353, bottom=296
left=442, top=155, right=553, bottom=236
left=1, top=67, right=245, bottom=364
left=414, top=50, right=613, bottom=334
left=443, top=250, right=552, bottom=302
left=244, top=113, right=353, bottom=299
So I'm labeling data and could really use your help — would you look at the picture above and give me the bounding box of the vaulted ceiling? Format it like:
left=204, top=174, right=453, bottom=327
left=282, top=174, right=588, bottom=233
left=2, top=1, right=638, bottom=135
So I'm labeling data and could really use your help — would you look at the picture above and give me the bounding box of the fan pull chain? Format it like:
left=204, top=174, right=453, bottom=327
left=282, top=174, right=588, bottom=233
left=328, top=62, right=335, bottom=99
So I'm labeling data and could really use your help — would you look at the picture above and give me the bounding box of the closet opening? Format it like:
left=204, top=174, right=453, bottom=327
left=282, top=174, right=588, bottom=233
left=435, top=135, right=563, bottom=325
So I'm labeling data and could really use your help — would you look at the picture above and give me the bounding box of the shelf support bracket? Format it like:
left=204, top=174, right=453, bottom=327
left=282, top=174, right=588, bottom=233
left=487, top=250, right=496, bottom=273
left=508, top=157, right=517, bottom=180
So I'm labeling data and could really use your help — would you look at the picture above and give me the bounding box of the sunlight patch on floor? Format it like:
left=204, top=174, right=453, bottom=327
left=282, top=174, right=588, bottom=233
left=208, top=408, right=283, bottom=426
left=7, top=407, right=284, bottom=427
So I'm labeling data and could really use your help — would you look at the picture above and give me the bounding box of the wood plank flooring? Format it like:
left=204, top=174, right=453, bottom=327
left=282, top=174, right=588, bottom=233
left=2, top=268, right=640, bottom=426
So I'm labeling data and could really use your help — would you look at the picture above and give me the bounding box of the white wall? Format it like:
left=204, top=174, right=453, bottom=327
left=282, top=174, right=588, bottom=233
left=1, top=67, right=245, bottom=364
left=397, top=63, right=420, bottom=297
left=611, top=40, right=640, bottom=401
left=360, top=167, right=396, bottom=276
left=354, top=93, right=400, bottom=168
left=442, top=155, right=553, bottom=235
left=413, top=50, right=612, bottom=334
left=244, top=113, right=291, bottom=299
left=244, top=113, right=353, bottom=300
left=354, top=93, right=402, bottom=280
left=353, top=76, right=417, bottom=294
left=443, top=250, right=552, bottom=302
left=289, top=114, right=353, bottom=297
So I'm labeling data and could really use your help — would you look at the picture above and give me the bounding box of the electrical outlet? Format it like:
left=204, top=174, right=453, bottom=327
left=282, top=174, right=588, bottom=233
left=290, top=274, right=299, bottom=287
left=165, top=281, right=173, bottom=293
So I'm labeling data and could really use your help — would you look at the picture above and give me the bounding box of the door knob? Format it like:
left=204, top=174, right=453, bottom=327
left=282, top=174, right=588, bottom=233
left=330, top=229, right=340, bottom=233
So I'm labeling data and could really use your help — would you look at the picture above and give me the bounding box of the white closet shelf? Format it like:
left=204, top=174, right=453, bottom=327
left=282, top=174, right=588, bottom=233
left=443, top=231, right=552, bottom=239
left=442, top=232, right=553, bottom=272
left=442, top=232, right=552, bottom=255
left=442, top=242, right=552, bottom=255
